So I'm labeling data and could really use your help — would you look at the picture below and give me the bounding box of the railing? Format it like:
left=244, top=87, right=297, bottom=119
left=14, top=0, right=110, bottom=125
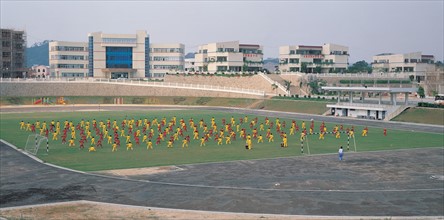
left=257, top=73, right=289, bottom=95
left=306, top=72, right=411, bottom=79
left=0, top=77, right=266, bottom=97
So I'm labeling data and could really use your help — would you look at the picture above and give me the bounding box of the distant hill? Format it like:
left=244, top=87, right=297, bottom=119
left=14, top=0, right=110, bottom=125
left=185, top=52, right=195, bottom=59
left=263, top=58, right=278, bottom=72
left=26, top=40, right=51, bottom=67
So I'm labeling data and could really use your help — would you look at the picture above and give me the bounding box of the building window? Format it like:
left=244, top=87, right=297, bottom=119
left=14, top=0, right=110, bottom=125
left=152, top=56, right=183, bottom=61
left=106, top=47, right=133, bottom=68
left=152, top=65, right=183, bottom=70
left=102, top=38, right=136, bottom=44
left=54, top=46, right=85, bottom=51
left=152, top=48, right=183, bottom=53
left=289, top=58, right=299, bottom=64
left=56, top=64, right=85, bottom=69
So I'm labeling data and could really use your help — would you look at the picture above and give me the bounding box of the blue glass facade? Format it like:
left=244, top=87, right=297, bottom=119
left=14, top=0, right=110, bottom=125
left=106, top=47, right=133, bottom=68
left=145, top=37, right=150, bottom=78
left=88, top=36, right=94, bottom=77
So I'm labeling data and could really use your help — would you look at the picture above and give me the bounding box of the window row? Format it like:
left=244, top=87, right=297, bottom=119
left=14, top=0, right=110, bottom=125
left=51, top=55, right=87, bottom=60
left=151, top=48, right=183, bottom=53
left=152, top=65, right=184, bottom=70
left=51, top=46, right=86, bottom=51
left=151, top=56, right=184, bottom=61
left=102, top=38, right=137, bottom=44
left=51, top=64, right=86, bottom=69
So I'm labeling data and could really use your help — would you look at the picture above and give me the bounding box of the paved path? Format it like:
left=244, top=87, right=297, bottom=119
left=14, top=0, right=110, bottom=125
left=1, top=142, right=443, bottom=216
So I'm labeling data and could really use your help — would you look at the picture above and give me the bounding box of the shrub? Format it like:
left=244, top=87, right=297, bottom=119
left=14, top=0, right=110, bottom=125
left=295, top=94, right=299, bottom=98
left=173, top=97, right=186, bottom=104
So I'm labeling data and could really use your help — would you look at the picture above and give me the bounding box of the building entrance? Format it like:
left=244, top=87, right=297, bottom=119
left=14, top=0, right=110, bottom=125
left=111, top=72, right=128, bottom=79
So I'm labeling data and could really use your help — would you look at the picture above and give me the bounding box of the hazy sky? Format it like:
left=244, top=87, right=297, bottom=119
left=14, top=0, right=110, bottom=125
left=1, top=0, right=443, bottom=62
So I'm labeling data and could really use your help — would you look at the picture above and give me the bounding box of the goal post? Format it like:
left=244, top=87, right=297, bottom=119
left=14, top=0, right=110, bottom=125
left=25, top=134, right=48, bottom=156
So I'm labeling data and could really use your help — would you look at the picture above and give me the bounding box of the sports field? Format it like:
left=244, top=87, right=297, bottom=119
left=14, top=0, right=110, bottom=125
left=1, top=110, right=443, bottom=171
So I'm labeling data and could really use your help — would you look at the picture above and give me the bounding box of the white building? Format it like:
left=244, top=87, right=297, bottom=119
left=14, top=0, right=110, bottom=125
left=279, top=43, right=349, bottom=73
left=372, top=52, right=436, bottom=81
left=150, top=43, right=185, bottom=78
left=88, top=31, right=149, bottom=79
left=49, top=41, right=88, bottom=78
left=184, top=58, right=195, bottom=72
left=194, top=41, right=263, bottom=73
left=29, top=65, right=50, bottom=78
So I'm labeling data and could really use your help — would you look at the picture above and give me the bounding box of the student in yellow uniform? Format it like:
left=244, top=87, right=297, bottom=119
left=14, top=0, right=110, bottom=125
left=246, top=138, right=252, bottom=150
left=88, top=145, right=96, bottom=152
left=142, top=134, right=148, bottom=143
left=68, top=138, right=75, bottom=147
left=257, top=134, right=263, bottom=143
left=107, top=135, right=113, bottom=144
left=120, top=129, right=125, bottom=137
left=283, top=136, right=288, bottom=147
left=225, top=135, right=231, bottom=145
left=319, top=132, right=325, bottom=140
left=217, top=137, right=223, bottom=145
left=268, top=133, right=274, bottom=142
left=126, top=135, right=131, bottom=143
left=52, top=131, right=58, bottom=140
left=167, top=140, right=173, bottom=148
left=182, top=138, right=188, bottom=148
left=20, top=121, right=25, bottom=130
left=336, top=131, right=341, bottom=139
left=126, top=141, right=133, bottom=150
left=112, top=142, right=118, bottom=152
left=300, top=132, right=306, bottom=141
left=147, top=140, right=153, bottom=149
left=200, top=137, right=206, bottom=146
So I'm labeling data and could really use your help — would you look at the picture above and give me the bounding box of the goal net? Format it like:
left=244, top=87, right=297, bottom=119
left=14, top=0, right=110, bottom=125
left=25, top=134, right=48, bottom=155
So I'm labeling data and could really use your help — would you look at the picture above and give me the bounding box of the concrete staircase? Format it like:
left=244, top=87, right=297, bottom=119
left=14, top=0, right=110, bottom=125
left=384, top=105, right=412, bottom=121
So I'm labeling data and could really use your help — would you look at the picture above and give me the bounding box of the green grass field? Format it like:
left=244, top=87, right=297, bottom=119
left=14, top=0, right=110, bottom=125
left=1, top=110, right=443, bottom=171
left=393, top=107, right=444, bottom=126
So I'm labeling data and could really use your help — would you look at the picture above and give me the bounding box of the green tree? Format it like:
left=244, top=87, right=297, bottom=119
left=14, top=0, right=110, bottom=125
left=348, top=60, right=372, bottom=73
left=271, top=83, right=278, bottom=95
left=283, top=80, right=292, bottom=92
left=417, top=86, right=425, bottom=98
left=314, top=66, right=322, bottom=73
left=409, top=75, right=415, bottom=81
left=301, top=62, right=308, bottom=73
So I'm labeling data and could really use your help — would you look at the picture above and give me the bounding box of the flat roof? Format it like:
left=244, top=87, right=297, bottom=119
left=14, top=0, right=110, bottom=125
left=322, top=86, right=417, bottom=93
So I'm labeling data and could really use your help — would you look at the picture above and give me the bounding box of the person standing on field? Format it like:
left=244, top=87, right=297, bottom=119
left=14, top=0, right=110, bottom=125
left=338, top=146, right=344, bottom=161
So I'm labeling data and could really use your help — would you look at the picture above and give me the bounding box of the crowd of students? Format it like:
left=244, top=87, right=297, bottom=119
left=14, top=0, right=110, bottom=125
left=19, top=115, right=376, bottom=153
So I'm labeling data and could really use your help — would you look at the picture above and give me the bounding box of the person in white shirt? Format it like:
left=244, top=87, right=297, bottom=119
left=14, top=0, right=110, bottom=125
left=338, top=146, right=344, bottom=161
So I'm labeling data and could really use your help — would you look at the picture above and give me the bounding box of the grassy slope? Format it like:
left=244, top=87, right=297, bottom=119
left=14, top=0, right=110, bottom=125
left=393, top=107, right=444, bottom=126
left=1, top=110, right=442, bottom=171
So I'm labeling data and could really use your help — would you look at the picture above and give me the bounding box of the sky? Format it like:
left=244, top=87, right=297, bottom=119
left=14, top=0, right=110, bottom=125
left=1, top=0, right=443, bottom=63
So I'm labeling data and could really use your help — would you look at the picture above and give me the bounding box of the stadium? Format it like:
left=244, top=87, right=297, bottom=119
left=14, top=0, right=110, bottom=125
left=1, top=73, right=443, bottom=219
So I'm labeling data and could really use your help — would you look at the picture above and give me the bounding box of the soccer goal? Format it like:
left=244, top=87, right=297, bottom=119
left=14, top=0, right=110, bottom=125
left=25, top=134, right=48, bottom=155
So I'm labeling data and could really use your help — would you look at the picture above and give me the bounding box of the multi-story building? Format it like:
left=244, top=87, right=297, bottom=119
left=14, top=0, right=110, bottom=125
left=372, top=52, right=436, bottom=81
left=88, top=31, right=149, bottom=79
left=29, top=65, right=50, bottom=78
left=49, top=41, right=88, bottom=78
left=194, top=41, right=263, bottom=73
left=1, top=29, right=26, bottom=78
left=150, top=43, right=185, bottom=78
left=184, top=57, right=195, bottom=72
left=279, top=43, right=349, bottom=73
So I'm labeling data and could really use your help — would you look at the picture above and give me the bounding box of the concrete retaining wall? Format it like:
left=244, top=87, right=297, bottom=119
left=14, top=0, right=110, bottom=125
left=0, top=82, right=263, bottom=99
